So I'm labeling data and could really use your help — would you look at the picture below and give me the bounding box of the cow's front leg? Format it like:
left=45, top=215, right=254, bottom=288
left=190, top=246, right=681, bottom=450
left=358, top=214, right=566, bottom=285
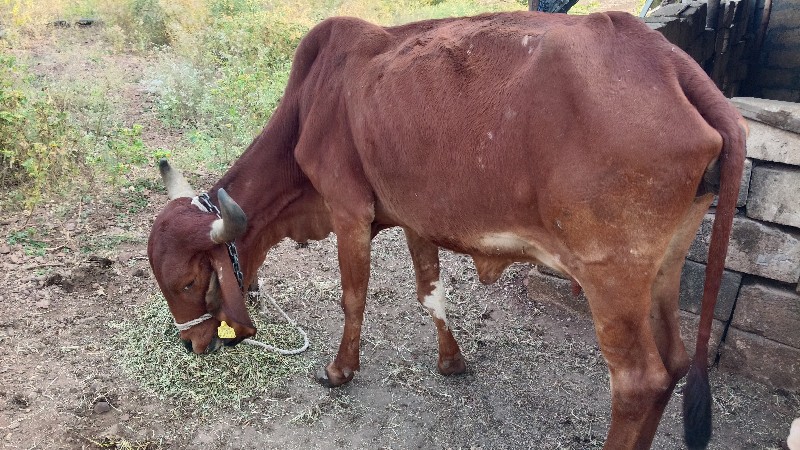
left=316, top=218, right=372, bottom=388
left=404, top=228, right=466, bottom=376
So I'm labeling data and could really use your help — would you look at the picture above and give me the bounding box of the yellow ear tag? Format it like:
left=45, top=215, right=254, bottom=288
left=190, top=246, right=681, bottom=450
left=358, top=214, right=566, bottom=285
left=217, top=321, right=236, bottom=339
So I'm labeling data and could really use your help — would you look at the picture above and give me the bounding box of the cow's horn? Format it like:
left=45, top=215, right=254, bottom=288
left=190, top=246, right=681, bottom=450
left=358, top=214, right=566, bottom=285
left=159, top=158, right=196, bottom=200
left=210, top=188, right=247, bottom=243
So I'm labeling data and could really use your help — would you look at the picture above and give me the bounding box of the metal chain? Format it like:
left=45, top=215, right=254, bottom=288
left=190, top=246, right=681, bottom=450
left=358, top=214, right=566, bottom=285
left=198, top=193, right=245, bottom=292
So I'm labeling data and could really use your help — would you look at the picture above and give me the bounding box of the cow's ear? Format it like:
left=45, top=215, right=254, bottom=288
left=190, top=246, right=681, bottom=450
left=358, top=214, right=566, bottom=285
left=209, top=247, right=256, bottom=337
left=204, top=270, right=221, bottom=311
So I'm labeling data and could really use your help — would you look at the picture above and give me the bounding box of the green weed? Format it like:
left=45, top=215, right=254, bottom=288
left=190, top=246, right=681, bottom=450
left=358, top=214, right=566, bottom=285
left=0, top=54, right=84, bottom=209
left=569, top=0, right=602, bottom=14
left=86, top=436, right=159, bottom=450
left=7, top=228, right=48, bottom=256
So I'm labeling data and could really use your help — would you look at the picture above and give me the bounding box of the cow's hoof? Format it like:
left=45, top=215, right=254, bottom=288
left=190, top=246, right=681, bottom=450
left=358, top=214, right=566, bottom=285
left=438, top=353, right=467, bottom=376
left=315, top=364, right=354, bottom=388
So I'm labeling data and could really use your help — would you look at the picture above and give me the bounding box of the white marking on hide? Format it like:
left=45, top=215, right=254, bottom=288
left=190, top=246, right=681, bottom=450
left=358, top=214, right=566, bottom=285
left=480, top=232, right=530, bottom=253
left=422, top=280, right=448, bottom=327
left=522, top=35, right=531, bottom=46
left=479, top=232, right=568, bottom=274
left=192, top=196, right=210, bottom=212
left=487, top=131, right=494, bottom=140
left=210, top=218, right=225, bottom=243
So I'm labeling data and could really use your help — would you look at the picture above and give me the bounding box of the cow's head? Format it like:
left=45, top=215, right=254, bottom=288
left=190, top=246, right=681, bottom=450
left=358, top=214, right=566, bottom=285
left=147, top=159, right=256, bottom=354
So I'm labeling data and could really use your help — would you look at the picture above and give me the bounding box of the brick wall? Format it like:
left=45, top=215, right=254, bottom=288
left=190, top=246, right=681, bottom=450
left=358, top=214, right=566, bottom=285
left=642, top=0, right=762, bottom=97
left=744, top=0, right=800, bottom=101
left=696, top=98, right=800, bottom=389
left=527, top=99, right=800, bottom=390
left=644, top=0, right=800, bottom=101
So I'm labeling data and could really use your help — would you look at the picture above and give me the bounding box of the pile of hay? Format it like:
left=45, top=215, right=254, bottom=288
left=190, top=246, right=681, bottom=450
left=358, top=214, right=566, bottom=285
left=112, top=295, right=311, bottom=414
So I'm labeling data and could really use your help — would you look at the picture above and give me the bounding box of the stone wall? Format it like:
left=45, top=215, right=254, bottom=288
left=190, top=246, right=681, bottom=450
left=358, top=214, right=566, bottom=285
left=527, top=98, right=800, bottom=390
left=642, top=0, right=800, bottom=101
left=744, top=0, right=800, bottom=101
left=642, top=0, right=767, bottom=97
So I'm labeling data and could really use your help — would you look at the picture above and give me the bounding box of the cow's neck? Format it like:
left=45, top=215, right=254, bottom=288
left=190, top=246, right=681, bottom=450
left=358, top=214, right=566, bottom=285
left=209, top=120, right=332, bottom=287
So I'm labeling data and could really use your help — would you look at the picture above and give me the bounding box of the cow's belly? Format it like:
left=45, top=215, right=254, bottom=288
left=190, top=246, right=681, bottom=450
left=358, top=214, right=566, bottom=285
left=375, top=197, right=577, bottom=282
left=476, top=231, right=570, bottom=273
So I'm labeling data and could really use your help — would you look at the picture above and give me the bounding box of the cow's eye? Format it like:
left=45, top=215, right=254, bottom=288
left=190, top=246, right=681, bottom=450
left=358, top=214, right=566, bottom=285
left=183, top=281, right=195, bottom=291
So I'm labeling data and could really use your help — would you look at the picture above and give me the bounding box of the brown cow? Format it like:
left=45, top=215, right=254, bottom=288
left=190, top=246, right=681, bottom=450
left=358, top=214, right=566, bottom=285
left=148, top=11, right=746, bottom=449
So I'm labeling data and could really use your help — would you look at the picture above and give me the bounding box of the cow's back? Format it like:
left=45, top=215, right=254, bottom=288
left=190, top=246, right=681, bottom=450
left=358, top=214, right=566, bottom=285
left=294, top=12, right=726, bottom=259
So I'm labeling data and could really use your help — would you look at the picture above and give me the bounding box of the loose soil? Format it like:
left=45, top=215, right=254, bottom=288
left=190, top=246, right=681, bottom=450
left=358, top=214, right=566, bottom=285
left=1, top=9, right=798, bottom=450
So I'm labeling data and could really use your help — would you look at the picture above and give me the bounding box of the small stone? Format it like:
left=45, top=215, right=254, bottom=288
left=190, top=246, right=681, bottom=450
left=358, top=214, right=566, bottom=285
left=7, top=422, right=19, bottom=430
left=76, top=18, right=96, bottom=27
left=100, top=424, right=121, bottom=437
left=35, top=300, right=51, bottom=309
left=44, top=273, right=63, bottom=287
left=130, top=268, right=148, bottom=278
left=120, top=414, right=131, bottom=421
left=0, top=245, right=10, bottom=254
left=94, top=401, right=112, bottom=414
left=88, top=255, right=113, bottom=268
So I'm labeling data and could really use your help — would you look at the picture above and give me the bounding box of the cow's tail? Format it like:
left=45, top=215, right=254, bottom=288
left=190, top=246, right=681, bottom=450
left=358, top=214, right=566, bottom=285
left=679, top=72, right=747, bottom=450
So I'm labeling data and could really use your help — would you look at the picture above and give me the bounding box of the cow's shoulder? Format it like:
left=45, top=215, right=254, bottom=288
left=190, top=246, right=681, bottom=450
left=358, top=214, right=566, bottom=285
left=301, top=16, right=392, bottom=58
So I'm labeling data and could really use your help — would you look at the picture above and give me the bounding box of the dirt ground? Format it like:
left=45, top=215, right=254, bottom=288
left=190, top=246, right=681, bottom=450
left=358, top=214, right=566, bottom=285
left=2, top=8, right=799, bottom=450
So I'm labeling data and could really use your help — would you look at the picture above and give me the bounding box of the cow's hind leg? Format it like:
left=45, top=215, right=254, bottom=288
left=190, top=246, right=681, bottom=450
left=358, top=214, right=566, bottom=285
left=642, top=195, right=716, bottom=441
left=404, top=228, right=466, bottom=376
left=582, top=267, right=674, bottom=450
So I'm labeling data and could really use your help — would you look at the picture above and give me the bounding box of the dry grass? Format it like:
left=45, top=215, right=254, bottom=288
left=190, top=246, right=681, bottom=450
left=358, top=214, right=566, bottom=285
left=110, top=294, right=312, bottom=416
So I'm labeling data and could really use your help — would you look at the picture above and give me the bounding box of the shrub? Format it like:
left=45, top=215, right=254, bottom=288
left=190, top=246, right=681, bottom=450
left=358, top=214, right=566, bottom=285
left=97, top=0, right=172, bottom=50
left=0, top=54, right=83, bottom=208
left=85, top=124, right=152, bottom=183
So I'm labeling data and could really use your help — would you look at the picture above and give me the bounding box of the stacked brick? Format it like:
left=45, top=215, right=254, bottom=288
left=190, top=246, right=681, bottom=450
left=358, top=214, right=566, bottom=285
left=696, top=97, right=800, bottom=390
left=527, top=99, right=800, bottom=390
left=747, top=0, right=800, bottom=101
left=642, top=0, right=764, bottom=97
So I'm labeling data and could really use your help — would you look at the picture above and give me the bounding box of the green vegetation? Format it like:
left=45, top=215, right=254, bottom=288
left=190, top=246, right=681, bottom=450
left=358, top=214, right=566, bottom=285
left=0, top=54, right=83, bottom=208
left=6, top=227, right=48, bottom=256
left=569, top=0, right=602, bottom=15
left=1, top=0, right=527, bottom=211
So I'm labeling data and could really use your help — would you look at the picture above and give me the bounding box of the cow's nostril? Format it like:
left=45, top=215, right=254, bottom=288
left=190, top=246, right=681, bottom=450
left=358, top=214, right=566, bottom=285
left=182, top=339, right=193, bottom=353
left=205, top=335, right=223, bottom=354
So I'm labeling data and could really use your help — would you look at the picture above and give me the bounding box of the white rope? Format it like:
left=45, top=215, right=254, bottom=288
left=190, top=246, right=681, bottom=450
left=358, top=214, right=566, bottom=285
left=175, top=313, right=213, bottom=331
left=241, top=280, right=309, bottom=356
left=172, top=282, right=309, bottom=356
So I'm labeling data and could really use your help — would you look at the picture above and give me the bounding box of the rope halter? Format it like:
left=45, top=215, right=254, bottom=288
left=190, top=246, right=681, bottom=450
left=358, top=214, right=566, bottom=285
left=174, top=313, right=213, bottom=331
